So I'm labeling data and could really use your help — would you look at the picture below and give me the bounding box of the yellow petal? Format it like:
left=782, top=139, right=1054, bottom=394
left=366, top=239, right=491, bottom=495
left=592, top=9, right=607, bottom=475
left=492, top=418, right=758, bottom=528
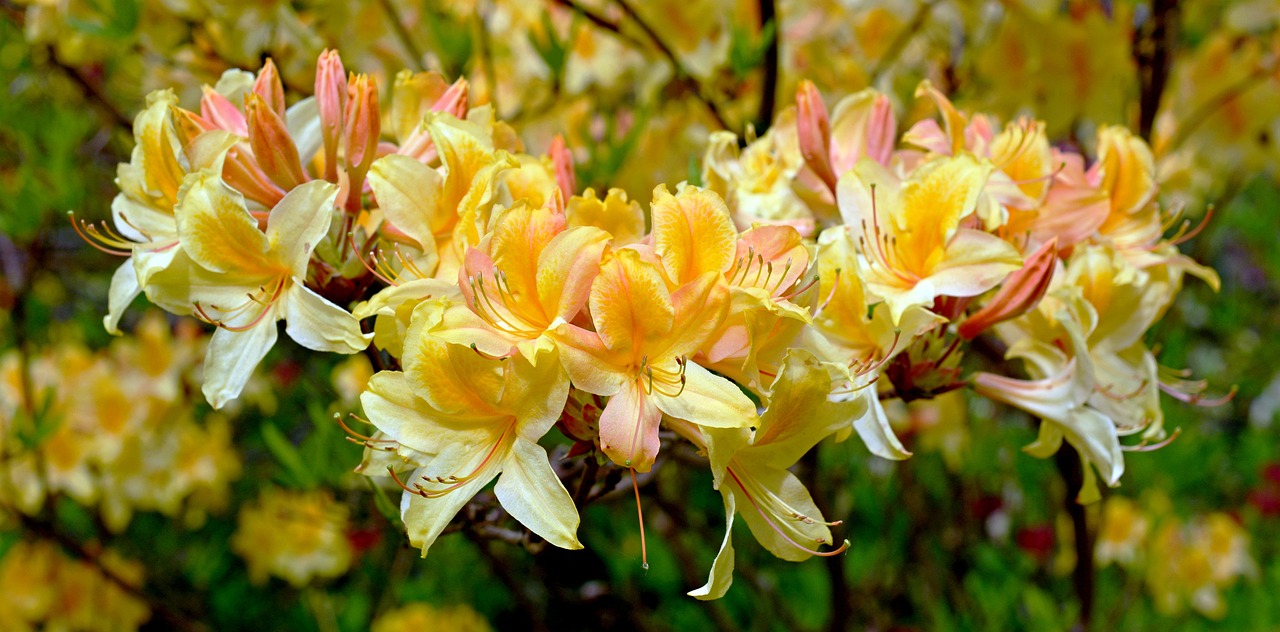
left=202, top=316, right=279, bottom=410
left=689, top=492, right=737, bottom=600
left=598, top=378, right=662, bottom=471
left=368, top=154, right=447, bottom=248
left=652, top=361, right=756, bottom=430
left=650, top=184, right=738, bottom=286
left=266, top=180, right=339, bottom=274
left=174, top=171, right=276, bottom=276
left=494, top=438, right=583, bottom=550
left=589, top=249, right=674, bottom=355
left=567, top=188, right=646, bottom=245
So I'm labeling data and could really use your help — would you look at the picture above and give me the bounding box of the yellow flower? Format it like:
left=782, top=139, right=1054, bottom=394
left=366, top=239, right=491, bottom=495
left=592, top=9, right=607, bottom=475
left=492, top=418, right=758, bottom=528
left=1095, top=495, right=1148, bottom=567
left=360, top=301, right=581, bottom=555
left=150, top=173, right=369, bottom=409
left=837, top=154, right=1024, bottom=325
left=371, top=602, right=492, bottom=632
left=231, top=488, right=354, bottom=587
left=685, top=350, right=863, bottom=599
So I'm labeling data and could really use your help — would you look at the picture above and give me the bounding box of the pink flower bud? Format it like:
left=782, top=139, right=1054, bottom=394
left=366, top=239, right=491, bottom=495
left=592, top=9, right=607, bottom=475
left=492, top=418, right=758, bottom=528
left=549, top=135, right=576, bottom=203
left=796, top=80, right=838, bottom=195
left=431, top=77, right=469, bottom=119
left=246, top=92, right=309, bottom=190
left=315, top=50, right=346, bottom=182
left=343, top=74, right=381, bottom=209
left=200, top=87, right=248, bottom=137
left=253, top=58, right=287, bottom=119
left=958, top=239, right=1058, bottom=340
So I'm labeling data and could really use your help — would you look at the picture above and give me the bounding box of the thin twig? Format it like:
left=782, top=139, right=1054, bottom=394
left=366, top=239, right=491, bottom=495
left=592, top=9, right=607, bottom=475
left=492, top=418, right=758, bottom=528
left=1054, top=444, right=1094, bottom=631
left=376, top=0, right=427, bottom=71
left=611, top=0, right=733, bottom=130
left=1135, top=0, right=1178, bottom=141
left=546, top=0, right=649, bottom=51
left=869, top=0, right=937, bottom=83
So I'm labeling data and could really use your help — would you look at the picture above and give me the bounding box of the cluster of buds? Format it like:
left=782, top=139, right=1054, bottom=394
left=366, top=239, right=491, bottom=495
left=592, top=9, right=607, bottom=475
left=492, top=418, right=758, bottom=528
left=0, top=312, right=240, bottom=532
left=82, top=51, right=1223, bottom=599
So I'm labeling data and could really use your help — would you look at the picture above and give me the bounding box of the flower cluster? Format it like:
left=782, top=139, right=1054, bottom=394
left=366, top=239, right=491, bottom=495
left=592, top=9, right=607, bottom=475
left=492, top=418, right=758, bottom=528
left=85, top=50, right=1221, bottom=599
left=0, top=312, right=241, bottom=532
left=0, top=539, right=150, bottom=631
left=1094, top=495, right=1255, bottom=619
left=231, top=487, right=354, bottom=587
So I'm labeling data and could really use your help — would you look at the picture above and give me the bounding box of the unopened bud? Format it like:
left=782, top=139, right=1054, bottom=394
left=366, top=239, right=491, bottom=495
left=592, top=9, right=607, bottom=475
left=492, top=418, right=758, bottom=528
left=549, top=135, right=576, bottom=203
left=344, top=74, right=381, bottom=177
left=252, top=58, right=287, bottom=119
left=958, top=239, right=1058, bottom=340
left=316, top=49, right=346, bottom=181
left=796, top=80, right=837, bottom=195
left=246, top=92, right=309, bottom=190
left=200, top=87, right=247, bottom=137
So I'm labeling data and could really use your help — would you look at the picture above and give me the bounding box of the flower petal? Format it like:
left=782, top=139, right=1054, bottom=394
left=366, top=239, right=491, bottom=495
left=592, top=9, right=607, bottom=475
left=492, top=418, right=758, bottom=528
left=495, top=438, right=583, bottom=550
left=202, top=315, right=278, bottom=410
left=283, top=284, right=370, bottom=353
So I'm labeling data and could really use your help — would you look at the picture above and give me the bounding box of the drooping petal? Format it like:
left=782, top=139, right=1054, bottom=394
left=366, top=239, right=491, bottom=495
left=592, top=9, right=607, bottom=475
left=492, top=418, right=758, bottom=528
left=494, top=438, right=583, bottom=550
left=689, top=492, right=737, bottom=600
left=746, top=350, right=864, bottom=469
left=202, top=315, right=279, bottom=410
left=401, top=458, right=501, bottom=556
left=283, top=284, right=370, bottom=353
left=104, top=259, right=141, bottom=335
left=598, top=379, right=662, bottom=471
left=851, top=390, right=912, bottom=460
left=727, top=465, right=833, bottom=562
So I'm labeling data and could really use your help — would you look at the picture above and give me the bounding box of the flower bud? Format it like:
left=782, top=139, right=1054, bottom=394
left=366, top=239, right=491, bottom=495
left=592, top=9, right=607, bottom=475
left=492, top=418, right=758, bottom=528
left=549, top=135, right=576, bottom=203
left=200, top=87, right=247, bottom=137
left=343, top=74, right=381, bottom=180
left=246, top=92, right=308, bottom=190
left=316, top=49, right=346, bottom=181
left=958, top=239, right=1058, bottom=340
left=252, top=58, right=287, bottom=119
left=431, top=77, right=469, bottom=118
left=796, top=80, right=838, bottom=194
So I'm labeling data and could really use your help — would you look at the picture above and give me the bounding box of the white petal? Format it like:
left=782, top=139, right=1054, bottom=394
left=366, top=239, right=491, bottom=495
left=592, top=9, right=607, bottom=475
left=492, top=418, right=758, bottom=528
left=104, top=258, right=140, bottom=335
left=494, top=439, right=582, bottom=550
left=202, top=314, right=278, bottom=410
left=284, top=284, right=371, bottom=354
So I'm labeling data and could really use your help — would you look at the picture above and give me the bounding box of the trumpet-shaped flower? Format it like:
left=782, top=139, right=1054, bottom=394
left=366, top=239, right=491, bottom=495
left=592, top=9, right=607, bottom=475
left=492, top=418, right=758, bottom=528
left=687, top=350, right=864, bottom=599
left=439, top=202, right=609, bottom=363
left=837, top=155, right=1024, bottom=324
left=359, top=301, right=582, bottom=555
left=151, top=173, right=369, bottom=408
left=551, top=248, right=755, bottom=472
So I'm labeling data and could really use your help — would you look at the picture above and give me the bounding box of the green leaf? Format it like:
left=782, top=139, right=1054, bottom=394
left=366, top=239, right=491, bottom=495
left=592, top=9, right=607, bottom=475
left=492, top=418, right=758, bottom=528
left=262, top=422, right=316, bottom=489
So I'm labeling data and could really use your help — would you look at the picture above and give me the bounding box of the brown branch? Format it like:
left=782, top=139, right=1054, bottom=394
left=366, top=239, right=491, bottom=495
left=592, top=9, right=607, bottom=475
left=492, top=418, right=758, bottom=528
left=870, top=0, right=937, bottom=83
left=754, top=0, right=780, bottom=134
left=1054, top=443, right=1095, bottom=631
left=1135, top=0, right=1178, bottom=140
left=546, top=0, right=649, bottom=50
left=376, top=0, right=427, bottom=71
left=611, top=0, right=733, bottom=130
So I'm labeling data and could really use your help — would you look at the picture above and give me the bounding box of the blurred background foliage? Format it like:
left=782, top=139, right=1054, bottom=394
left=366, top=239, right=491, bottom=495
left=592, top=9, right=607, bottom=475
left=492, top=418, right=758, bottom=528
left=1, top=0, right=1278, bottom=630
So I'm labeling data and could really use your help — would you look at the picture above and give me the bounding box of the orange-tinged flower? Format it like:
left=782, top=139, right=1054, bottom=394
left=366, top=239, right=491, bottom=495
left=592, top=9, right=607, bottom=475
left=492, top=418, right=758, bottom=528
left=551, top=249, right=755, bottom=472
left=837, top=154, right=1024, bottom=324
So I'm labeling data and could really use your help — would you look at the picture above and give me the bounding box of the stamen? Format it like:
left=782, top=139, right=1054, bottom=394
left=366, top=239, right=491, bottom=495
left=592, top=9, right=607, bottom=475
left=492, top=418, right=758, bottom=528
left=1122, top=427, right=1183, bottom=452
left=631, top=468, right=649, bottom=571
left=727, top=467, right=849, bottom=558
left=348, top=232, right=399, bottom=286
left=68, top=211, right=133, bottom=256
